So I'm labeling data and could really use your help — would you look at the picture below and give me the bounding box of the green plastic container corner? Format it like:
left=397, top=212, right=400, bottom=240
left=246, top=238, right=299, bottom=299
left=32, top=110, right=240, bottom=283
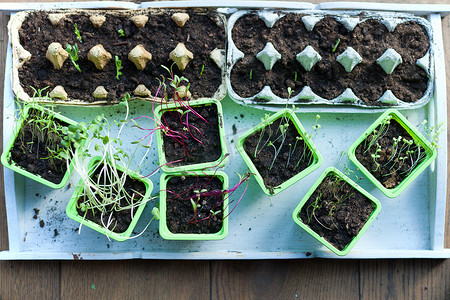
left=159, top=170, right=229, bottom=240
left=235, top=108, right=322, bottom=196
left=154, top=99, right=228, bottom=173
left=292, top=167, right=382, bottom=256
left=1, top=104, right=82, bottom=189
left=347, top=109, right=437, bottom=198
left=65, top=156, right=154, bottom=242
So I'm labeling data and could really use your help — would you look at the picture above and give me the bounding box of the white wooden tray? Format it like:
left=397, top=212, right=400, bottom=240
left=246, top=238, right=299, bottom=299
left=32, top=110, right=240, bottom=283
left=0, top=1, right=449, bottom=259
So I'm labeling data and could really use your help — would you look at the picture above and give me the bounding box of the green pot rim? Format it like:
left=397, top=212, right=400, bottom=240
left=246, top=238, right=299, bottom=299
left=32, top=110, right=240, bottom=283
left=1, top=104, right=82, bottom=189
left=235, top=108, right=322, bottom=196
left=154, top=99, right=228, bottom=173
left=65, top=156, right=154, bottom=242
left=292, top=167, right=382, bottom=256
left=159, top=170, right=229, bottom=240
left=347, top=109, right=437, bottom=198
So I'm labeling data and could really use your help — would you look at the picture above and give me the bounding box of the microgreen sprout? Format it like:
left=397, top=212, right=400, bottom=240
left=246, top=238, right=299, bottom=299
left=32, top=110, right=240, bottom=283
left=332, top=38, right=340, bottom=53
left=65, top=43, right=82, bottom=73
left=74, top=24, right=82, bottom=43
left=371, top=143, right=382, bottom=171
left=249, top=69, right=253, bottom=80
left=118, top=28, right=125, bottom=37
left=115, top=55, right=122, bottom=80
left=294, top=71, right=298, bottom=82
left=287, top=87, right=294, bottom=99
left=30, top=86, right=50, bottom=99
left=200, top=64, right=205, bottom=76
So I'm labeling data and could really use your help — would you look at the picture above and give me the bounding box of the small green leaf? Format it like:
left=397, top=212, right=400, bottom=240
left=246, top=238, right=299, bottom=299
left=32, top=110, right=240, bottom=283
left=152, top=207, right=160, bottom=220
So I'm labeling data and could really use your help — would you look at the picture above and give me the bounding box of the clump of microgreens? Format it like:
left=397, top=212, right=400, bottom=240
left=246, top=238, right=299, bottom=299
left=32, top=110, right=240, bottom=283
left=167, top=171, right=251, bottom=226
left=118, top=29, right=125, bottom=37
left=65, top=44, right=82, bottom=73
left=362, top=115, right=443, bottom=180
left=115, top=55, right=122, bottom=80
left=131, top=64, right=208, bottom=167
left=74, top=24, right=82, bottom=43
left=304, top=152, right=359, bottom=231
left=252, top=100, right=319, bottom=173
left=12, top=87, right=73, bottom=172
left=66, top=95, right=157, bottom=238
left=332, top=38, right=340, bottom=53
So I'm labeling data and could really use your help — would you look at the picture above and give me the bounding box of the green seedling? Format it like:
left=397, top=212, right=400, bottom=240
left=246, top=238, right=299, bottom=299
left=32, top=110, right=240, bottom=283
left=115, top=55, right=122, bottom=80
left=118, top=29, right=125, bottom=37
left=74, top=24, right=82, bottom=43
left=65, top=44, right=82, bottom=73
left=332, top=38, right=340, bottom=53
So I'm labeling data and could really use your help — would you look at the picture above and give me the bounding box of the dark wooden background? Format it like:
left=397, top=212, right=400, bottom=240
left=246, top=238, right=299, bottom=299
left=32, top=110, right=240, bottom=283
left=0, top=0, right=449, bottom=299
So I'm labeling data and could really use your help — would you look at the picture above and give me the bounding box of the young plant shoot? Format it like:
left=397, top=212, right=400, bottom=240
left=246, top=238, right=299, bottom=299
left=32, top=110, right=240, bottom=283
left=66, top=44, right=82, bottom=73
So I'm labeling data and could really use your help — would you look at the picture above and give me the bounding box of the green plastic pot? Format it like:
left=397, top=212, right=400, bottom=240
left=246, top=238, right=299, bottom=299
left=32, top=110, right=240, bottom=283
left=159, top=171, right=229, bottom=240
left=1, top=104, right=81, bottom=189
left=154, top=99, right=228, bottom=173
left=292, top=167, right=382, bottom=256
left=235, top=108, right=322, bottom=196
left=347, top=109, right=437, bottom=198
left=66, top=156, right=153, bottom=242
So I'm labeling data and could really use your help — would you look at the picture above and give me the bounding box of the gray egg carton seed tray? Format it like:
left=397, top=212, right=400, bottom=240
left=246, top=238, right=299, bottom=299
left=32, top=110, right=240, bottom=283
left=227, top=9, right=435, bottom=111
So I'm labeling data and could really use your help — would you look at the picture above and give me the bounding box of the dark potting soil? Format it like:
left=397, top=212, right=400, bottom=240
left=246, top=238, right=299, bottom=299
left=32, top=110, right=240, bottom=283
left=298, top=172, right=375, bottom=251
left=161, top=103, right=222, bottom=167
left=166, top=175, right=224, bottom=234
left=18, top=9, right=225, bottom=102
left=231, top=14, right=429, bottom=105
left=243, top=116, right=315, bottom=194
left=355, top=118, right=426, bottom=189
left=9, top=108, right=70, bottom=184
left=76, top=164, right=147, bottom=234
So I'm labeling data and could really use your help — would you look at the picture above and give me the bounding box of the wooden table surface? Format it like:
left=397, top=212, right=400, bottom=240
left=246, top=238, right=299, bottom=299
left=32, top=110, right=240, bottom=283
left=0, top=0, right=449, bottom=299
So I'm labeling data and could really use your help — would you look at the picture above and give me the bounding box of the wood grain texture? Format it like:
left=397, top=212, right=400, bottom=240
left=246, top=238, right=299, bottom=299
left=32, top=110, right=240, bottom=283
left=360, top=259, right=450, bottom=300
left=0, top=11, right=9, bottom=252
left=60, top=260, right=210, bottom=300
left=211, top=259, right=360, bottom=300
left=0, top=261, right=61, bottom=300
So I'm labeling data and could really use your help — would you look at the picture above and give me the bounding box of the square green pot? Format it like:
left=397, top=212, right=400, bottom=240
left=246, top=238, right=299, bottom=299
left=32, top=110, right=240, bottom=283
left=292, top=167, right=382, bottom=256
left=1, top=104, right=81, bottom=189
left=66, top=156, right=154, bottom=242
left=347, top=109, right=437, bottom=198
left=159, top=170, right=229, bottom=240
left=235, top=108, right=322, bottom=196
left=154, top=99, right=228, bottom=173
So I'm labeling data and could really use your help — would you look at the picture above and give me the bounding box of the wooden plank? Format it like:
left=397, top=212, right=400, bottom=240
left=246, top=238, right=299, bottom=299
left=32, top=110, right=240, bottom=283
left=360, top=259, right=450, bottom=300
left=0, top=13, right=9, bottom=251
left=211, top=259, right=359, bottom=300
left=0, top=261, right=61, bottom=300
left=60, top=260, right=210, bottom=300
